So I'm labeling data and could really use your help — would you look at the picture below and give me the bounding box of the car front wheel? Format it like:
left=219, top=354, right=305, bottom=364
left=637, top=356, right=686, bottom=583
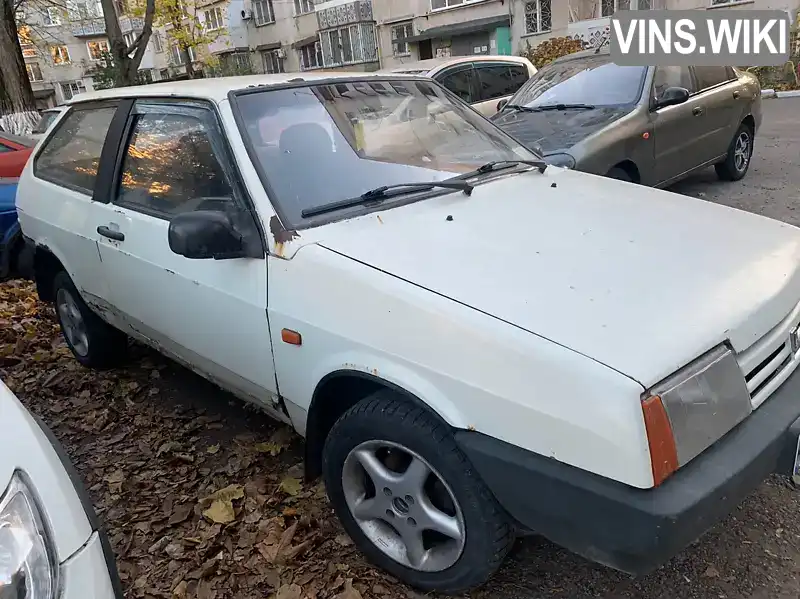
left=53, top=271, right=128, bottom=368
left=716, top=123, right=754, bottom=181
left=322, top=391, right=514, bottom=595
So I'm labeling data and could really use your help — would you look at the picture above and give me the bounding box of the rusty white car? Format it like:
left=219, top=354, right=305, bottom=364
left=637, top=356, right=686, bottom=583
left=13, top=73, right=800, bottom=594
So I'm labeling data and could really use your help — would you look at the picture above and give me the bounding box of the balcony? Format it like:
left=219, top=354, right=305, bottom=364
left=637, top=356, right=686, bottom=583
left=119, top=15, right=144, bottom=33
left=72, top=19, right=106, bottom=37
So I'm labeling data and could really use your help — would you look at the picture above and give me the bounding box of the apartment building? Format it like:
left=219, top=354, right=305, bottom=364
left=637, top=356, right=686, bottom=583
left=16, top=0, right=162, bottom=107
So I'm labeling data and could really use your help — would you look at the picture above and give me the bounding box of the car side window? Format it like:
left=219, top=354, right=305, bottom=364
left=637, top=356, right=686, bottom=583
left=693, top=66, right=732, bottom=91
left=438, top=68, right=477, bottom=104
left=475, top=64, right=530, bottom=102
left=652, top=66, right=696, bottom=99
left=0, top=143, right=11, bottom=153
left=34, top=105, right=117, bottom=194
left=115, top=107, right=236, bottom=219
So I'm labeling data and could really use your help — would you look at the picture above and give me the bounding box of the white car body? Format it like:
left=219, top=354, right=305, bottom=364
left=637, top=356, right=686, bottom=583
left=13, top=72, right=800, bottom=592
left=0, top=380, right=120, bottom=598
left=382, top=55, right=537, bottom=117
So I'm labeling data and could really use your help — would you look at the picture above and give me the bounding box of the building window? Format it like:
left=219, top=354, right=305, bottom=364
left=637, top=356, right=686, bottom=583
left=294, top=0, right=314, bottom=15
left=160, top=68, right=170, bottom=79
left=298, top=41, right=322, bottom=70
left=21, top=44, right=37, bottom=58
left=253, top=0, right=274, bottom=25
left=170, top=44, right=196, bottom=65
left=50, top=45, right=71, bottom=65
left=524, top=0, right=552, bottom=34
left=391, top=22, right=413, bottom=56
left=87, top=40, right=110, bottom=60
left=430, top=0, right=481, bottom=10
left=152, top=31, right=163, bottom=52
left=61, top=81, right=86, bottom=100
left=26, top=63, right=44, bottom=82
left=321, top=24, right=376, bottom=67
left=67, top=0, right=103, bottom=21
left=262, top=49, right=284, bottom=73
left=43, top=7, right=62, bottom=25
left=114, top=0, right=128, bottom=15
left=204, top=7, right=224, bottom=31
left=601, top=0, right=629, bottom=16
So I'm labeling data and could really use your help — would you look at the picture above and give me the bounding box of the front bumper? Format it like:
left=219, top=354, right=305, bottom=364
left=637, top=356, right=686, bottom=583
left=61, top=533, right=118, bottom=599
left=456, top=366, right=800, bottom=576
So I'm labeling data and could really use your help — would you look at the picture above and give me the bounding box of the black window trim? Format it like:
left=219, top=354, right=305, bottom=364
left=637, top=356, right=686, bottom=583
left=32, top=100, right=120, bottom=198
left=435, top=64, right=480, bottom=104
left=690, top=66, right=738, bottom=94
left=472, top=61, right=531, bottom=103
left=104, top=96, right=265, bottom=257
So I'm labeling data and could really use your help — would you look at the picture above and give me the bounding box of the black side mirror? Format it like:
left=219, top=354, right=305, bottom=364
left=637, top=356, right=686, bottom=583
left=654, top=86, right=690, bottom=109
left=168, top=210, right=244, bottom=260
left=497, top=99, right=508, bottom=112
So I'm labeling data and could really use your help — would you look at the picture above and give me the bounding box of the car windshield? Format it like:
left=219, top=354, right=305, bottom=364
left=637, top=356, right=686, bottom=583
left=234, top=78, right=539, bottom=225
left=507, top=56, right=647, bottom=109
left=32, top=112, right=59, bottom=134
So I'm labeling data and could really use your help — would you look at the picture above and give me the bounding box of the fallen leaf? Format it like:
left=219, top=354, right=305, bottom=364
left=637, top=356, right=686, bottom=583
left=254, top=442, right=284, bottom=456
left=274, top=584, right=303, bottom=599
left=335, top=534, right=353, bottom=547
left=202, top=499, right=236, bottom=524
left=334, top=580, right=363, bottom=599
left=168, top=503, right=194, bottom=525
left=206, top=444, right=220, bottom=454
left=279, top=477, right=302, bottom=496
left=172, top=580, right=188, bottom=598
left=202, top=484, right=245, bottom=505
left=105, top=469, right=125, bottom=493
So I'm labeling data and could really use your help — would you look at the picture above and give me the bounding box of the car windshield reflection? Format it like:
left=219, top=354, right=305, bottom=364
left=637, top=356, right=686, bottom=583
left=234, top=78, right=540, bottom=226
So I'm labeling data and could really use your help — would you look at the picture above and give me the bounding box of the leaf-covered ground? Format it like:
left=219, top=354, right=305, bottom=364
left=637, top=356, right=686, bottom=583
left=0, top=280, right=416, bottom=599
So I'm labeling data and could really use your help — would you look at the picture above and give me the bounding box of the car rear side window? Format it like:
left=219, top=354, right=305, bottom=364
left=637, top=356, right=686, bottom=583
left=0, top=144, right=11, bottom=153
left=34, top=105, right=117, bottom=194
left=438, top=68, right=477, bottom=104
left=693, top=66, right=732, bottom=91
left=115, top=107, right=235, bottom=219
left=475, top=64, right=530, bottom=102
left=652, top=66, right=696, bottom=99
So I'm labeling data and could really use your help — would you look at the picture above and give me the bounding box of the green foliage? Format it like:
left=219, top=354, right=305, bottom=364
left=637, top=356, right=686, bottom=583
left=520, top=36, right=584, bottom=70
left=87, top=51, right=151, bottom=89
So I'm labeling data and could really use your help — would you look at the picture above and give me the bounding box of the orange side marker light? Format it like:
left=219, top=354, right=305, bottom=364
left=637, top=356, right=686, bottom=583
left=281, top=329, right=302, bottom=345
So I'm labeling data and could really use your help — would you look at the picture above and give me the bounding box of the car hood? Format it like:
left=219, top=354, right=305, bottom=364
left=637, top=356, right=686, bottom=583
left=0, top=381, right=93, bottom=562
left=309, top=168, right=800, bottom=387
left=492, top=106, right=632, bottom=154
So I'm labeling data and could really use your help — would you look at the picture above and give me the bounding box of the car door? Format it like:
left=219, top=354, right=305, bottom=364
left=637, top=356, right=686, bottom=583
left=435, top=65, right=480, bottom=108
left=691, top=66, right=740, bottom=160
left=650, top=66, right=707, bottom=184
left=472, top=62, right=531, bottom=116
left=93, top=98, right=283, bottom=417
left=25, top=102, right=121, bottom=309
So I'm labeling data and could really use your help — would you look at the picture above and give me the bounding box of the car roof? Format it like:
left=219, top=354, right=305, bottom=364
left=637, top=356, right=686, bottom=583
left=0, top=132, right=34, bottom=147
left=385, top=55, right=532, bottom=75
left=68, top=71, right=429, bottom=105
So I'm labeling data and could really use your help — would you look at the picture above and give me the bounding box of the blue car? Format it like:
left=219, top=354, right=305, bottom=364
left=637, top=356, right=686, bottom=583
left=0, top=179, right=27, bottom=280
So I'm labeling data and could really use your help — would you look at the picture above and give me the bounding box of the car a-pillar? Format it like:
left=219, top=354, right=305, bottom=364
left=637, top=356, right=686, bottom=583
left=304, top=370, right=516, bottom=594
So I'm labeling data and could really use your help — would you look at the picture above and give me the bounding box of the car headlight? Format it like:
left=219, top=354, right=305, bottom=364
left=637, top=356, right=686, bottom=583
left=0, top=472, right=57, bottom=599
left=642, top=344, right=752, bottom=486
left=543, top=153, right=576, bottom=169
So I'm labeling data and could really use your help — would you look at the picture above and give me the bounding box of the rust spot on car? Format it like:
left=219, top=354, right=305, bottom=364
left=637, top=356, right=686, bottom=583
left=269, top=215, right=299, bottom=244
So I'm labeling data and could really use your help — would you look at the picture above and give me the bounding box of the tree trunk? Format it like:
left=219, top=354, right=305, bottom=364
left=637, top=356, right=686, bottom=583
left=100, top=0, right=156, bottom=87
left=0, top=0, right=38, bottom=134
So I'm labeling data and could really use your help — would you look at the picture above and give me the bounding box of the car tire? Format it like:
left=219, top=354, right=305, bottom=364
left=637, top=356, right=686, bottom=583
left=606, top=167, right=633, bottom=182
left=52, top=271, right=127, bottom=369
left=715, top=123, right=754, bottom=181
left=322, top=391, right=514, bottom=595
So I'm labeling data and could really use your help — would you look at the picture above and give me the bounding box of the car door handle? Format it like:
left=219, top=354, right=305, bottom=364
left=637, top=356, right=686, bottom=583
left=733, top=90, right=741, bottom=99
left=97, top=226, right=125, bottom=241
left=692, top=106, right=704, bottom=116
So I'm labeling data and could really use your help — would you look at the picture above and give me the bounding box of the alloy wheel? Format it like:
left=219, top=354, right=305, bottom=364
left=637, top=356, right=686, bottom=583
left=56, top=288, right=89, bottom=357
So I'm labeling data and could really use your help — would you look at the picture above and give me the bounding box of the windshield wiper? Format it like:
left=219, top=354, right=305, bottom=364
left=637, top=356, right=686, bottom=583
left=451, top=159, right=548, bottom=181
left=528, top=103, right=596, bottom=112
left=301, top=180, right=474, bottom=218
left=503, top=104, right=539, bottom=113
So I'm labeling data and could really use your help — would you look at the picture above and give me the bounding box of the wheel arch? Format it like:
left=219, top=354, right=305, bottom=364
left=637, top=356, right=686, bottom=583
left=741, top=113, right=756, bottom=133
left=303, top=369, right=457, bottom=482
left=608, top=160, right=641, bottom=183
left=32, top=243, right=70, bottom=302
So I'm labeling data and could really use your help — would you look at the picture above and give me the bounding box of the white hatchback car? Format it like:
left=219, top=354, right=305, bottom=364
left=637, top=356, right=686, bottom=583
left=382, top=55, right=537, bottom=117
left=0, top=379, right=121, bottom=598
left=14, top=73, right=800, bottom=594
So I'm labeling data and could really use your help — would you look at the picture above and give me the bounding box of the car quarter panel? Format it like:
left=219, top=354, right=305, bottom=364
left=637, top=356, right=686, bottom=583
left=267, top=243, right=654, bottom=489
